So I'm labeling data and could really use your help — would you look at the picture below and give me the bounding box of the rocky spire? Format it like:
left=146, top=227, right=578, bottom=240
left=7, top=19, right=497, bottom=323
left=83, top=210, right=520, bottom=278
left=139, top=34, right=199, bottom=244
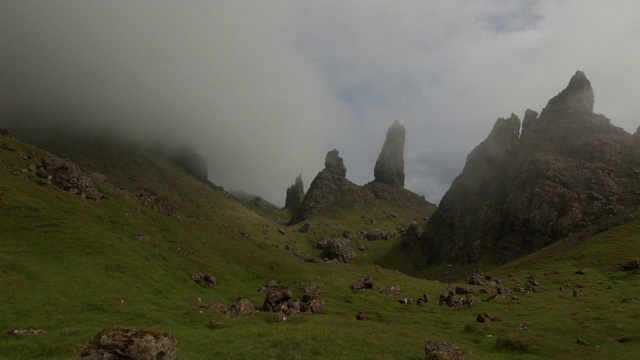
left=374, top=120, right=405, bottom=187
left=289, top=149, right=350, bottom=224
left=284, top=174, right=305, bottom=213
left=325, top=149, right=346, bottom=177
left=541, top=71, right=594, bottom=115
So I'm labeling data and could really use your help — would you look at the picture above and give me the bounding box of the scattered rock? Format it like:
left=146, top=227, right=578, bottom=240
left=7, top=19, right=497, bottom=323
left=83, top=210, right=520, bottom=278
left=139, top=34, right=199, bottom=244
left=258, top=280, right=278, bottom=293
left=351, top=276, right=377, bottom=290
left=528, top=276, right=540, bottom=286
left=576, top=338, right=588, bottom=346
left=356, top=312, right=368, bottom=321
left=575, top=270, right=587, bottom=275
left=573, top=290, right=585, bottom=297
left=262, top=287, right=295, bottom=314
left=278, top=228, right=287, bottom=235
left=398, top=297, right=413, bottom=305
left=516, top=324, right=529, bottom=330
left=416, top=293, right=431, bottom=306
left=364, top=229, right=387, bottom=241
left=476, top=313, right=492, bottom=323
left=379, top=285, right=401, bottom=295
left=321, top=238, right=355, bottom=263
left=276, top=311, right=287, bottom=323
left=202, top=301, right=228, bottom=313
left=134, top=188, right=174, bottom=215
left=620, top=260, right=640, bottom=271
left=35, top=157, right=103, bottom=201
left=424, top=340, right=465, bottom=360
left=6, top=328, right=47, bottom=335
left=301, top=284, right=325, bottom=314
left=191, top=273, right=216, bottom=288
left=77, top=327, right=178, bottom=360
left=439, top=286, right=474, bottom=309
left=227, top=298, right=255, bottom=318
left=299, top=222, right=312, bottom=233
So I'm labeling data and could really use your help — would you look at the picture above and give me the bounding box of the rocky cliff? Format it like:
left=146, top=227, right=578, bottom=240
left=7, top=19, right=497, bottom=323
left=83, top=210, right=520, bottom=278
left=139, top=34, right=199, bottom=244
left=422, top=71, right=640, bottom=265
left=374, top=120, right=405, bottom=187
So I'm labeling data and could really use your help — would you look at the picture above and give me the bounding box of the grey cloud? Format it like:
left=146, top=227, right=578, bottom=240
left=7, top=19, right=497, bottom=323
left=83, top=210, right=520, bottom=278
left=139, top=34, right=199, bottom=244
left=2, top=1, right=640, bottom=206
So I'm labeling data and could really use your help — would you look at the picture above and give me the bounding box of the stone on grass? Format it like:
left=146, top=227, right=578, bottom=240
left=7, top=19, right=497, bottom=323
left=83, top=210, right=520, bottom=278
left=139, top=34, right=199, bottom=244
left=77, top=327, right=177, bottom=360
left=424, top=340, right=465, bottom=360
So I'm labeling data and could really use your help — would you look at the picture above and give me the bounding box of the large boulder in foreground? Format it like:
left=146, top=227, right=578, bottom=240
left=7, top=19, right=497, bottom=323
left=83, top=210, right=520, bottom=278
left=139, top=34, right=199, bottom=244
left=374, top=120, right=405, bottom=187
left=77, top=327, right=178, bottom=360
left=422, top=71, right=640, bottom=266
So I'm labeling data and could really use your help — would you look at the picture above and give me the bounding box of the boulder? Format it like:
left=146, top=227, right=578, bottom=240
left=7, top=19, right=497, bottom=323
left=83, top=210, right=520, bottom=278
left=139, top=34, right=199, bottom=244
left=191, top=273, right=216, bottom=288
left=322, top=238, right=355, bottom=263
left=77, top=327, right=178, bottom=360
left=379, top=285, right=401, bottom=296
left=424, top=340, right=465, bottom=360
left=227, top=298, right=255, bottom=318
left=351, top=276, right=377, bottom=290
left=374, top=120, right=406, bottom=187
left=301, top=284, right=325, bottom=314
left=439, top=286, right=474, bottom=309
left=262, top=287, right=294, bottom=313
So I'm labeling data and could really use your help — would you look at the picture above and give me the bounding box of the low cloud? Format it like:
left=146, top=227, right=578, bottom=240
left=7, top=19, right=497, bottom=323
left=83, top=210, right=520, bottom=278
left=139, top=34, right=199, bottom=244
left=2, top=1, right=640, bottom=205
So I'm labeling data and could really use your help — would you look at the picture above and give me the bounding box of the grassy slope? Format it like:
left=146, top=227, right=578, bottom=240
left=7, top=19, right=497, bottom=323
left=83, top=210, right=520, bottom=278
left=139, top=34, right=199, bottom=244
left=1, top=135, right=639, bottom=359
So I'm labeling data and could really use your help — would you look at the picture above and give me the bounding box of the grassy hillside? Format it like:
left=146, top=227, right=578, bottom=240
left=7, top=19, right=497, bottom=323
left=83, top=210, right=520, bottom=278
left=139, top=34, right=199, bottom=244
left=1, top=134, right=639, bottom=359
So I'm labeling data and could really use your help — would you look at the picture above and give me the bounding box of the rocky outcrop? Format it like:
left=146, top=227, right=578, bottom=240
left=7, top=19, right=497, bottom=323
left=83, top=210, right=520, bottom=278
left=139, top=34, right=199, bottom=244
left=285, top=174, right=305, bottom=213
left=422, top=71, right=640, bottom=265
left=36, top=158, right=103, bottom=201
left=374, top=120, right=405, bottom=187
left=77, top=327, right=178, bottom=360
left=289, top=149, right=351, bottom=224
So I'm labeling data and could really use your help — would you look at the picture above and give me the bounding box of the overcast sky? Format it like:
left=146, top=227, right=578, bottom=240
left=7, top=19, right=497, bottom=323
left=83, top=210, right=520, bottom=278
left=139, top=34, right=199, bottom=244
left=2, top=1, right=640, bottom=206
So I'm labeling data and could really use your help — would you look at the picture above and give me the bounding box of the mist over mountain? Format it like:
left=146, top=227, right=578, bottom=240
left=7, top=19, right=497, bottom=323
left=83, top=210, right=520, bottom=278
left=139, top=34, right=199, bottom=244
left=2, top=1, right=640, bottom=205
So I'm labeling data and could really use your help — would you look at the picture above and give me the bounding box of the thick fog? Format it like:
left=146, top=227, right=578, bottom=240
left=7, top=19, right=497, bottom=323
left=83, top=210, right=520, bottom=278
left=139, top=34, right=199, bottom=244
left=2, top=1, right=640, bottom=205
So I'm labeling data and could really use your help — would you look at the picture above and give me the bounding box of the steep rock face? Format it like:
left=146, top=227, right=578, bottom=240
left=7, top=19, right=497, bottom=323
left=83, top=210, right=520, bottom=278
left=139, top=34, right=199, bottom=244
left=374, top=120, right=406, bottom=187
left=422, top=71, right=639, bottom=265
left=285, top=174, right=305, bottom=213
left=290, top=149, right=351, bottom=224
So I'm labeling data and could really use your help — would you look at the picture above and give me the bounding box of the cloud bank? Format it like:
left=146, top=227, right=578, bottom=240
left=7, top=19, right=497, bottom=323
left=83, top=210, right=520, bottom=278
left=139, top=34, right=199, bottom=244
left=2, top=1, right=640, bottom=205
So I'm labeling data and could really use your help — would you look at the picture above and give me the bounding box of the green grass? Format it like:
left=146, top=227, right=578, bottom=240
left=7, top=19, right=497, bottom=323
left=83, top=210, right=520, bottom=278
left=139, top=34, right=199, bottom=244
left=1, top=135, right=640, bottom=359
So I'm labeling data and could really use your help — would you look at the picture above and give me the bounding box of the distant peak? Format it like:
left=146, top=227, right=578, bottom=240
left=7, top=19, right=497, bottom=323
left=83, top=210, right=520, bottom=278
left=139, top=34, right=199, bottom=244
left=541, top=71, right=594, bottom=115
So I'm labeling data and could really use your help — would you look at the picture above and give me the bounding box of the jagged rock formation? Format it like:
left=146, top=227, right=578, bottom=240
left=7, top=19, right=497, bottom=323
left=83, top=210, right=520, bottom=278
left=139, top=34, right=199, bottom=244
left=374, top=120, right=405, bottom=187
left=289, top=149, right=350, bottom=224
left=285, top=174, right=305, bottom=213
left=422, top=71, right=640, bottom=265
